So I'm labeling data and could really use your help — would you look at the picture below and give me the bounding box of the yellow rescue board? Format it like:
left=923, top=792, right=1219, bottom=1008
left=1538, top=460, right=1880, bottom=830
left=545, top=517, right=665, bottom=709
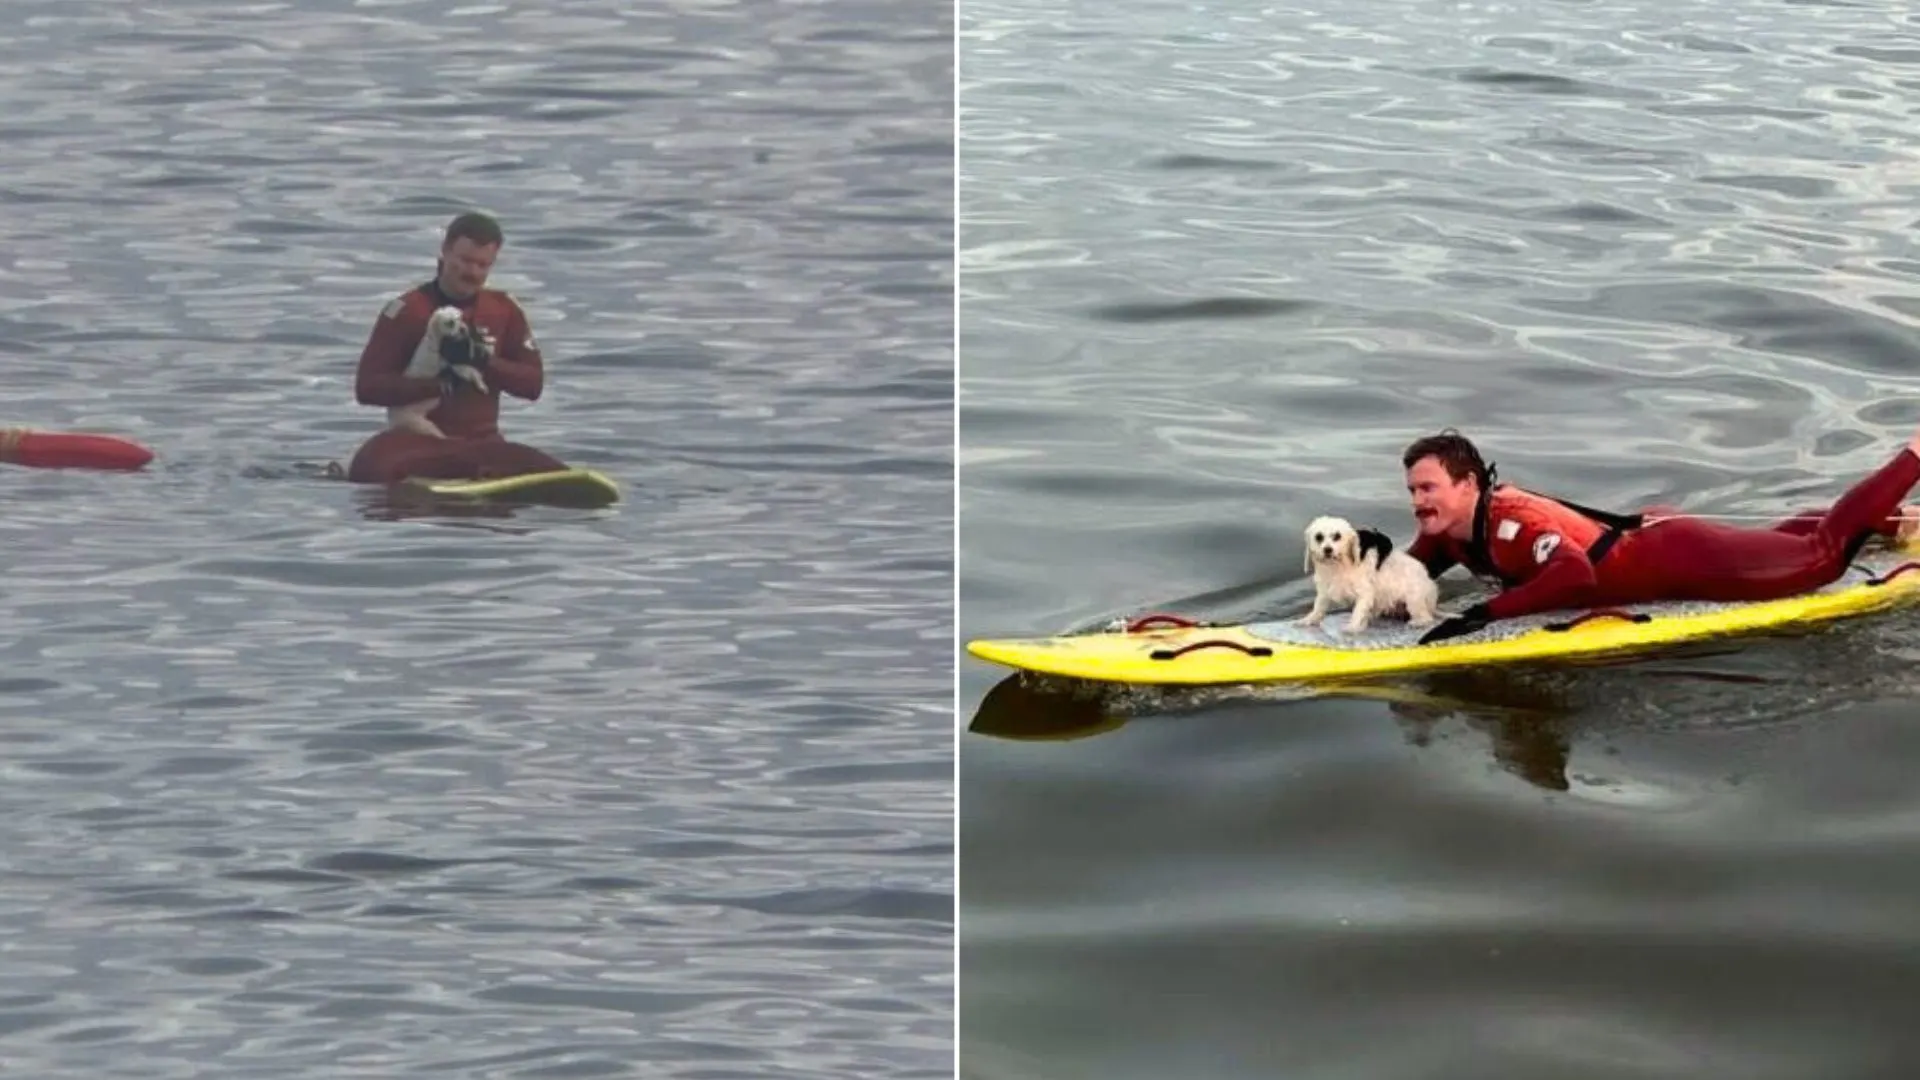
left=965, top=554, right=1920, bottom=687
left=407, top=468, right=619, bottom=509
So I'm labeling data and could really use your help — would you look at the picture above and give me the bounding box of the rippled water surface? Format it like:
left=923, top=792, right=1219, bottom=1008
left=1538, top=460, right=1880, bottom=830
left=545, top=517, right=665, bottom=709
left=961, top=1, right=1920, bottom=1078
left=1, top=1, right=952, bottom=1076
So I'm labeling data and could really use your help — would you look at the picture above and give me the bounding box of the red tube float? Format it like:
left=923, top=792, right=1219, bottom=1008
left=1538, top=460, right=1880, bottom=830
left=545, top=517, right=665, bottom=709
left=0, top=428, right=154, bottom=471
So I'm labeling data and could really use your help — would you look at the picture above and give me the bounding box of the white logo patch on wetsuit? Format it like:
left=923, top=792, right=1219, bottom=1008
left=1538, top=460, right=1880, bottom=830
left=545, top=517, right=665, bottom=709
left=1533, top=533, right=1561, bottom=563
left=1496, top=519, right=1520, bottom=541
left=381, top=296, right=405, bottom=320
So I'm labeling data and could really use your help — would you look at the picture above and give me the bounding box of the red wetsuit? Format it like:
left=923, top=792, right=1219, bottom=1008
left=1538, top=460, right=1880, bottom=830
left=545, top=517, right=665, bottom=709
left=1409, top=448, right=1920, bottom=620
left=346, top=279, right=568, bottom=484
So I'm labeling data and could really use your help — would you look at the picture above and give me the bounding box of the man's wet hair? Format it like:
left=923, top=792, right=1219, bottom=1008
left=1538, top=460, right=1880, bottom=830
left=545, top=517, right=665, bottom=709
left=1402, top=428, right=1496, bottom=489
left=443, top=211, right=504, bottom=249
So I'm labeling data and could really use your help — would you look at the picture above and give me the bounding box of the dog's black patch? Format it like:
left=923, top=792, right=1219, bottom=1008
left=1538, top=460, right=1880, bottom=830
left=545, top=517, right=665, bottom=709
left=1356, top=528, right=1394, bottom=569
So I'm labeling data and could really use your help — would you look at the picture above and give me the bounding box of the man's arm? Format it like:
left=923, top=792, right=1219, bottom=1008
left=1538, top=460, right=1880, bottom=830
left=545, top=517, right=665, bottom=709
left=484, top=299, right=544, bottom=402
left=354, top=297, right=441, bottom=407
left=1479, top=528, right=1597, bottom=620
left=1419, top=521, right=1598, bottom=643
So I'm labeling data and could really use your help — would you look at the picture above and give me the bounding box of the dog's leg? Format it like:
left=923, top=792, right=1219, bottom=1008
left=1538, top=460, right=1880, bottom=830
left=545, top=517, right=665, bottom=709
left=1407, top=590, right=1440, bottom=627
left=1299, top=592, right=1329, bottom=628
left=387, top=395, right=448, bottom=438
left=1345, top=581, right=1376, bottom=634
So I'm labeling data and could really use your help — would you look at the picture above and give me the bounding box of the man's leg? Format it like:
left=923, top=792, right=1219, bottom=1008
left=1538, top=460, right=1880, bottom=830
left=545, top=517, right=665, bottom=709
left=1765, top=506, right=1914, bottom=540
left=1804, top=444, right=1920, bottom=563
left=465, top=440, right=570, bottom=479
left=1606, top=443, right=1920, bottom=603
left=1682, top=439, right=1920, bottom=541
left=347, top=430, right=458, bottom=484
left=347, top=431, right=570, bottom=484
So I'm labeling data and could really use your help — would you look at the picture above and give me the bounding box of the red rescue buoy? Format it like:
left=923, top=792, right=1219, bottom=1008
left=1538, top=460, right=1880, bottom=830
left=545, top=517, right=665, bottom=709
left=0, top=428, right=154, bottom=471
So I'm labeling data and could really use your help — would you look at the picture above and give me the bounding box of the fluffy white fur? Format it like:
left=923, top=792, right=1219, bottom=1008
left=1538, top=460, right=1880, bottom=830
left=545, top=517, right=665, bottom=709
left=1298, top=515, right=1441, bottom=634
left=387, top=305, right=490, bottom=439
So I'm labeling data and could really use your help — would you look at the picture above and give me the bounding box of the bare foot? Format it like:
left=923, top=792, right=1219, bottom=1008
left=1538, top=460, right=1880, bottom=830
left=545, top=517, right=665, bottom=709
left=1899, top=504, right=1920, bottom=547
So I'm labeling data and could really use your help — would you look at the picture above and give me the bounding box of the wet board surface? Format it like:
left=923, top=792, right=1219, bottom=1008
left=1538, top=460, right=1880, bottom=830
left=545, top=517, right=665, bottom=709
left=965, top=547, right=1920, bottom=686
left=406, top=468, right=620, bottom=510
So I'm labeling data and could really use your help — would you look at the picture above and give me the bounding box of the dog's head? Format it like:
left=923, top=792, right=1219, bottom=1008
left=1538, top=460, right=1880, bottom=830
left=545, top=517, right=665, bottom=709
left=425, top=305, right=469, bottom=344
left=1303, top=515, right=1361, bottom=574
left=426, top=305, right=476, bottom=365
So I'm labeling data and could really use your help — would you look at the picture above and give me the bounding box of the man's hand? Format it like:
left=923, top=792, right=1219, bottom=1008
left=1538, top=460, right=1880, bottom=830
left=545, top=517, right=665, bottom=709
left=1417, top=602, right=1494, bottom=645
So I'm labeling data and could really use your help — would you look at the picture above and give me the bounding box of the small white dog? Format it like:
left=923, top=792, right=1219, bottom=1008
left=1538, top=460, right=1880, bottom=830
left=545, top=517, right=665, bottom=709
left=1298, top=515, right=1441, bottom=634
left=387, top=305, right=490, bottom=438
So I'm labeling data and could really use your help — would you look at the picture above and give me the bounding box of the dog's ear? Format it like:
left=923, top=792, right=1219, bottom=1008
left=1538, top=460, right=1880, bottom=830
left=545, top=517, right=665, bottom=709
left=1356, top=528, right=1393, bottom=568
left=1303, top=544, right=1313, bottom=575
left=1341, top=530, right=1359, bottom=564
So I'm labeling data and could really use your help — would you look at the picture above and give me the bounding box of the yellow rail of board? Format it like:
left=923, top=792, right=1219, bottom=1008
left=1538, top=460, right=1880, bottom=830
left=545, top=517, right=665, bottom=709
left=965, top=558, right=1920, bottom=686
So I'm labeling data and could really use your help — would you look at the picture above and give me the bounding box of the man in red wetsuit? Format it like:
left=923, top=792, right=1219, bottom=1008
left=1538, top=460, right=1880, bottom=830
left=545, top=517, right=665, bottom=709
left=1403, top=428, right=1920, bottom=643
left=346, top=211, right=570, bottom=484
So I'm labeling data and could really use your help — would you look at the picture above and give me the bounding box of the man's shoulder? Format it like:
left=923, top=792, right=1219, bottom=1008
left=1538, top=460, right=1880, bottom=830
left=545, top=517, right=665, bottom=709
left=1485, top=487, right=1593, bottom=570
left=1486, top=488, right=1556, bottom=543
left=1489, top=485, right=1560, bottom=521
left=377, top=282, right=439, bottom=322
left=479, top=288, right=534, bottom=322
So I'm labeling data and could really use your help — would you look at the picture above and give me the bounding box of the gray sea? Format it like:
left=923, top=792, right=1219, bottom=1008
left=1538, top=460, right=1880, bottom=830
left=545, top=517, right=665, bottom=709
left=1, top=1, right=952, bottom=1077
left=960, top=1, right=1920, bottom=1078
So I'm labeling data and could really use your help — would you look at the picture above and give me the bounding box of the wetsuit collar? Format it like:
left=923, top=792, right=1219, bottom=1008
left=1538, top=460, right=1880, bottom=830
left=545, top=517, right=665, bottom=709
left=1463, top=482, right=1500, bottom=578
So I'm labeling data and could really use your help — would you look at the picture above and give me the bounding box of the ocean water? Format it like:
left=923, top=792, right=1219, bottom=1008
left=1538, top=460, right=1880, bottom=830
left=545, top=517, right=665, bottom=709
left=959, top=1, right=1920, bottom=1077
left=0, top=1, right=952, bottom=1076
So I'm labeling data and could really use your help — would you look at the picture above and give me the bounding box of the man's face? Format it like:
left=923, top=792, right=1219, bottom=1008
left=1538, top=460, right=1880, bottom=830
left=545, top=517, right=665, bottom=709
left=1406, top=455, right=1479, bottom=538
left=439, top=237, right=499, bottom=299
